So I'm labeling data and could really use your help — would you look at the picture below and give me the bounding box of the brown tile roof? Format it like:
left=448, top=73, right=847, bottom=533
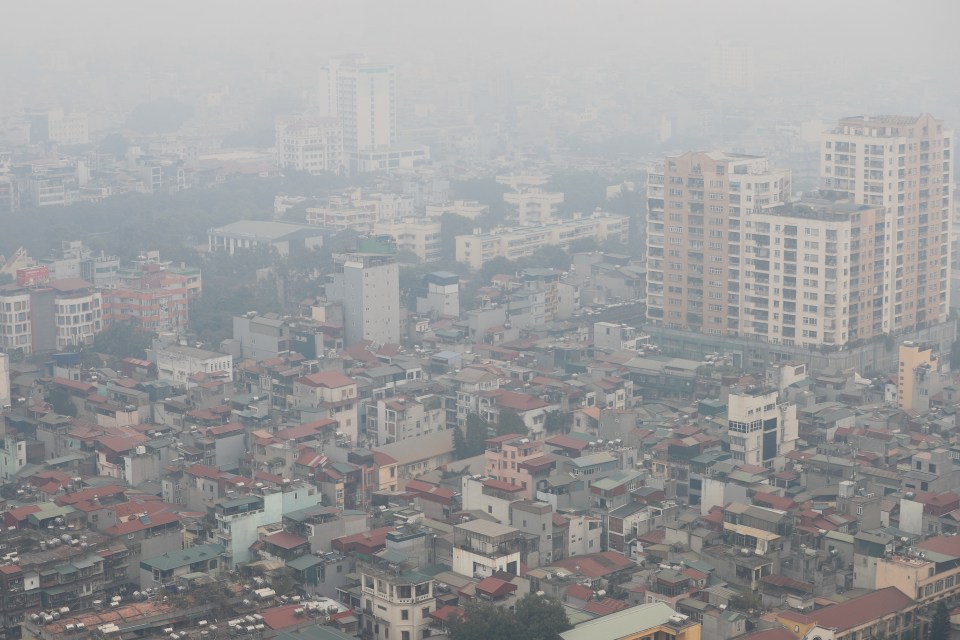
left=549, top=551, right=637, bottom=579
left=807, top=587, right=912, bottom=631
left=297, top=370, right=355, bottom=388
left=584, top=597, right=629, bottom=616
left=565, top=584, right=593, bottom=601
left=475, top=576, right=517, bottom=599
left=263, top=531, right=309, bottom=550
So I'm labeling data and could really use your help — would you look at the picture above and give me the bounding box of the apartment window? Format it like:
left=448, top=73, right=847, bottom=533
left=401, top=610, right=409, bottom=621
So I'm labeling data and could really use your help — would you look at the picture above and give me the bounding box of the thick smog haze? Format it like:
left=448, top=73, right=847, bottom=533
left=2, top=4, right=960, bottom=637
left=4, top=0, right=960, bottom=122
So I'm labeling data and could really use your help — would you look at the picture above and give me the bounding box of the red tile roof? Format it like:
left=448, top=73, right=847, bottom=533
left=57, top=485, right=126, bottom=506
left=584, top=598, right=629, bottom=616
left=919, top=535, right=960, bottom=558
left=295, top=451, right=327, bottom=468
left=103, top=511, right=181, bottom=536
left=550, top=551, right=637, bottom=579
left=546, top=435, right=591, bottom=451
left=276, top=420, right=337, bottom=440
left=297, top=371, right=355, bottom=388
left=475, top=577, right=517, bottom=599
left=207, top=422, right=245, bottom=436
left=263, top=531, right=309, bottom=550
left=372, top=452, right=397, bottom=466
left=406, top=480, right=456, bottom=505
left=429, top=604, right=464, bottom=624
left=261, top=604, right=306, bottom=630
left=519, top=456, right=555, bottom=471
left=806, top=587, right=912, bottom=632
left=332, top=526, right=393, bottom=554
left=565, top=584, right=593, bottom=601
left=184, top=464, right=226, bottom=480
left=483, top=479, right=524, bottom=493
left=52, top=377, right=97, bottom=393
left=484, top=389, right=548, bottom=412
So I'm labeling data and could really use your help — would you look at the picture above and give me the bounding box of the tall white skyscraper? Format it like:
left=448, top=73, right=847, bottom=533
left=318, top=57, right=397, bottom=165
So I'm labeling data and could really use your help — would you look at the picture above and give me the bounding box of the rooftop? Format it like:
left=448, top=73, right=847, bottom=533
left=560, top=602, right=686, bottom=640
left=456, top=519, right=518, bottom=538
left=139, top=543, right=225, bottom=572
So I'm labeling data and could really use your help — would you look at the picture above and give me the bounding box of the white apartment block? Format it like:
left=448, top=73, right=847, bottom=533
left=366, top=393, right=445, bottom=446
left=0, top=290, right=32, bottom=354
left=726, top=388, right=798, bottom=469
left=0, top=281, right=103, bottom=353
left=504, top=188, right=564, bottom=226
left=154, top=345, right=232, bottom=385
left=416, top=271, right=460, bottom=317
left=54, top=286, right=102, bottom=349
left=326, top=253, right=400, bottom=346
left=49, top=110, right=89, bottom=145
left=373, top=218, right=443, bottom=263
left=275, top=116, right=343, bottom=175
left=425, top=200, right=490, bottom=220
left=456, top=212, right=627, bottom=270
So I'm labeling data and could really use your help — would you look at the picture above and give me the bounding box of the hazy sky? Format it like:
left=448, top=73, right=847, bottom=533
left=3, top=0, right=960, bottom=128
left=6, top=0, right=958, bottom=63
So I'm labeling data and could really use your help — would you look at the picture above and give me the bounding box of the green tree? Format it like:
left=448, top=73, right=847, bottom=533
left=514, top=593, right=572, bottom=640
left=544, top=410, right=571, bottom=434
left=98, top=133, right=131, bottom=156
left=950, top=338, right=960, bottom=371
left=47, top=386, right=78, bottom=417
left=271, top=567, right=296, bottom=597
left=929, top=601, right=950, bottom=640
left=453, top=426, right=470, bottom=460
left=440, top=212, right=475, bottom=262
left=568, top=237, right=599, bottom=253
left=127, top=98, right=194, bottom=134
left=450, top=177, right=509, bottom=226
left=93, top=321, right=153, bottom=359
left=524, top=245, right=571, bottom=271
left=465, top=413, right=489, bottom=457
left=548, top=171, right=609, bottom=217
left=496, top=409, right=527, bottom=436
left=449, top=602, right=514, bottom=640
left=449, top=594, right=570, bottom=640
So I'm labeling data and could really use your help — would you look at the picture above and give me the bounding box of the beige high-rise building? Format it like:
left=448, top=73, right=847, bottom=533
left=897, top=341, right=941, bottom=412
left=646, top=152, right=791, bottom=337
left=821, top=114, right=953, bottom=333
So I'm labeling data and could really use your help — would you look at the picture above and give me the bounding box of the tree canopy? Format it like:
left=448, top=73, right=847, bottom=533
left=449, top=594, right=571, bottom=640
left=930, top=601, right=950, bottom=640
left=454, top=413, right=490, bottom=459
left=495, top=409, right=527, bottom=436
left=93, top=321, right=153, bottom=360
left=47, top=386, right=77, bottom=417
left=127, top=98, right=194, bottom=134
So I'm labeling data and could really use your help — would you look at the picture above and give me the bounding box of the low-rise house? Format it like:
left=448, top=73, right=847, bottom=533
left=138, top=543, right=225, bottom=589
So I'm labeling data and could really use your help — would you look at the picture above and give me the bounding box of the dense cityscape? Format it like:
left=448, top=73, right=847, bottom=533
left=1, top=2, right=959, bottom=640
